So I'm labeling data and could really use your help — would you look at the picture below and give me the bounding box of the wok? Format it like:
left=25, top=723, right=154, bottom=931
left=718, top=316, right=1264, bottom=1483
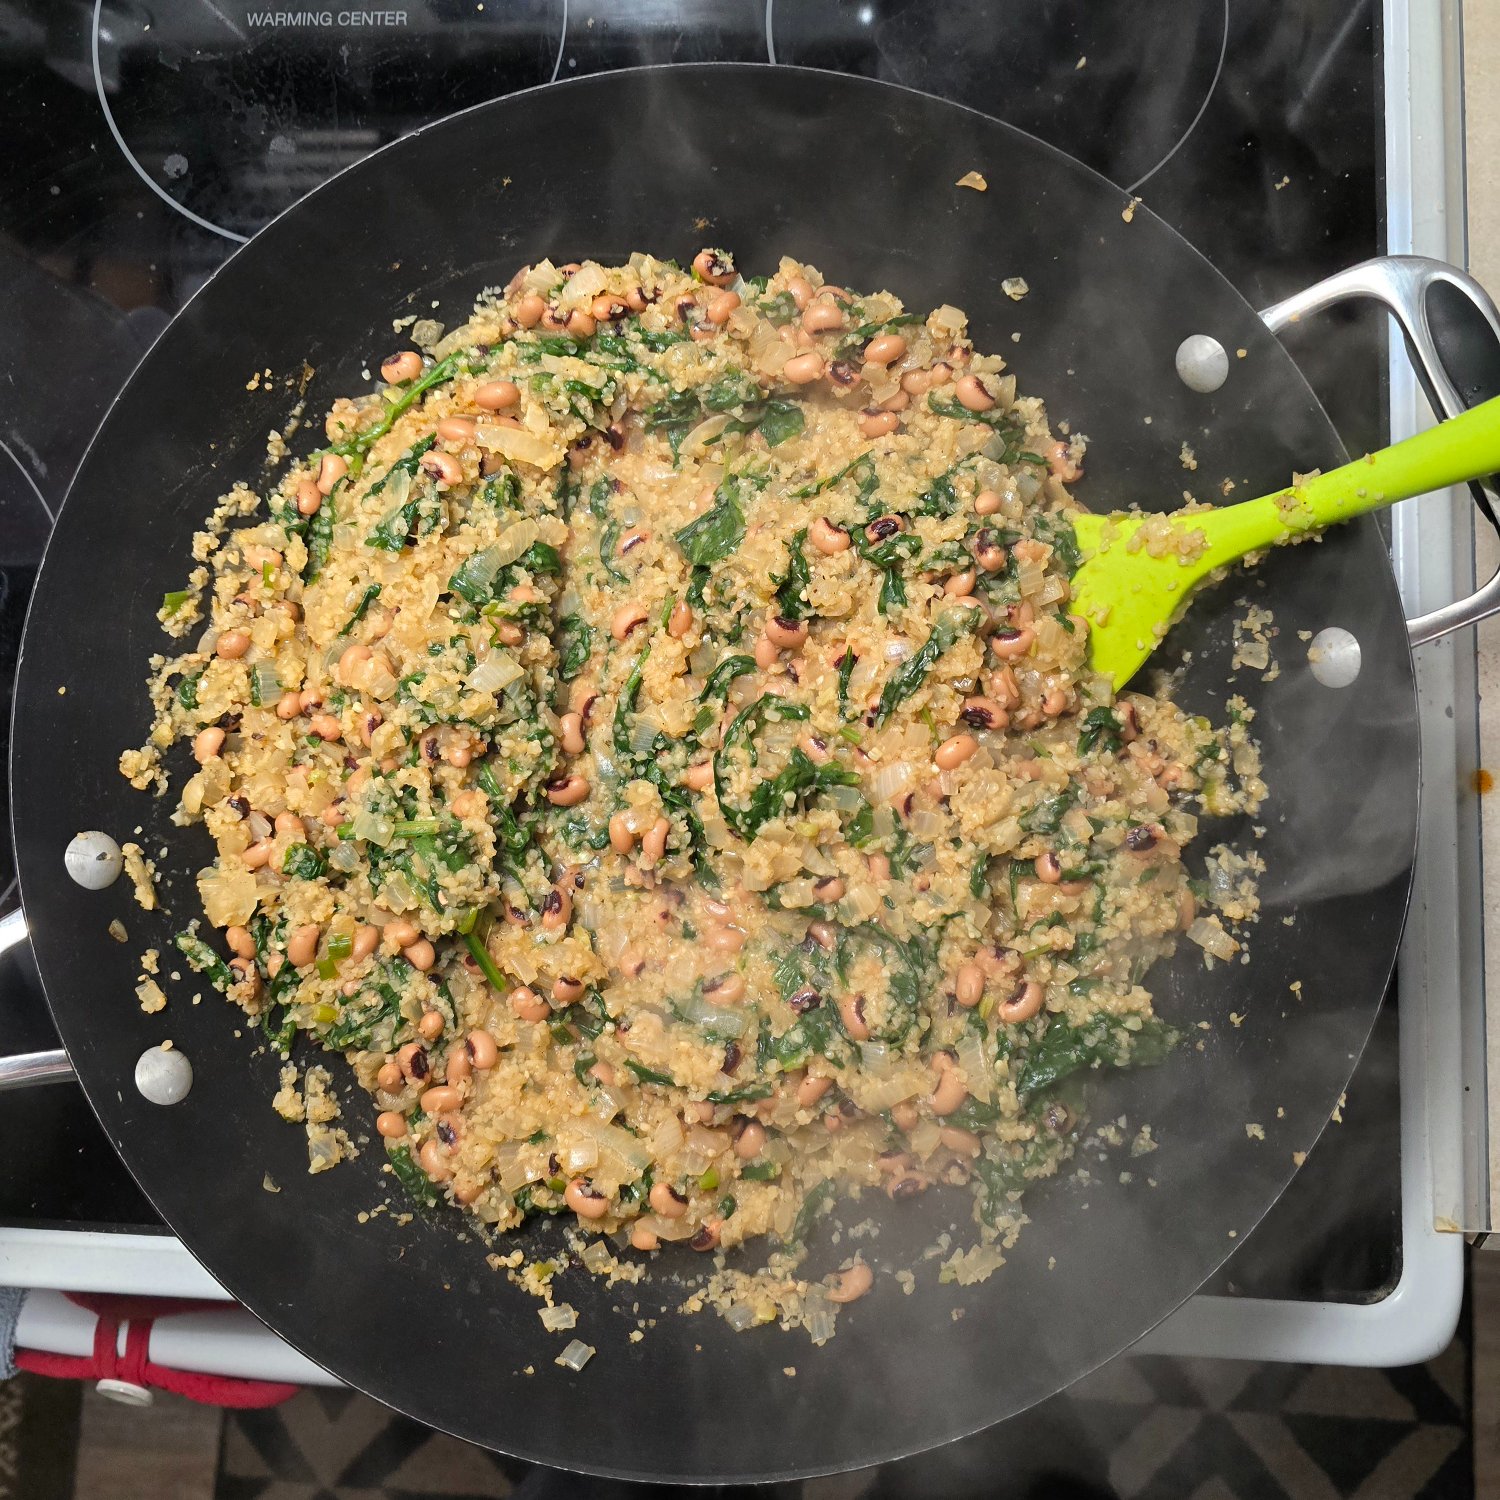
left=6, top=65, right=1499, bottom=1482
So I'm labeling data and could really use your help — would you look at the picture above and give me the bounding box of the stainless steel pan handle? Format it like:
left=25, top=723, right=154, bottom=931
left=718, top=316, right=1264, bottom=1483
left=1259, top=254, right=1500, bottom=644
left=0, top=909, right=74, bottom=1090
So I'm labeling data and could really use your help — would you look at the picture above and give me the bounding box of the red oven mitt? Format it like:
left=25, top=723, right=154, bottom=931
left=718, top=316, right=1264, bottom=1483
left=13, top=1291, right=299, bottom=1407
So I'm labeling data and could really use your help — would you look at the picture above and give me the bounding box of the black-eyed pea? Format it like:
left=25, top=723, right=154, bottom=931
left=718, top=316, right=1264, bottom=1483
left=990, top=626, right=1036, bottom=660
left=668, top=601, right=694, bottom=638
left=316, top=454, right=348, bottom=495
left=640, top=817, right=670, bottom=867
left=649, top=1181, right=689, bottom=1218
left=295, top=478, right=322, bottom=516
left=733, top=1119, right=767, bottom=1159
left=418, top=1139, right=453, bottom=1182
left=466, top=1029, right=499, bottom=1070
left=591, top=292, right=629, bottom=322
left=838, top=992, right=870, bottom=1041
left=286, top=924, right=320, bottom=968
left=436, top=415, right=477, bottom=444
left=974, top=488, right=1002, bottom=516
left=552, top=976, right=586, bottom=1005
left=417, top=1009, right=444, bottom=1041
left=764, top=615, right=808, bottom=651
left=545, top=774, right=590, bottom=807
left=420, top=449, right=464, bottom=486
left=944, top=569, right=976, bottom=598
left=689, top=1220, right=722, bottom=1252
left=683, top=761, right=714, bottom=792
left=510, top=986, right=550, bottom=1023
left=559, top=712, right=586, bottom=756
left=241, top=838, right=275, bottom=869
left=865, top=333, right=907, bottom=366
left=859, top=409, right=900, bottom=439
left=275, top=691, right=302, bottom=721
left=215, top=629, right=250, bottom=661
left=997, top=979, right=1046, bottom=1024
left=754, top=635, right=779, bottom=669
left=611, top=602, right=648, bottom=642
left=955, top=373, right=996, bottom=412
left=702, top=972, right=746, bottom=1005
left=954, top=961, right=986, bottom=1008
left=618, top=944, right=647, bottom=978
left=809, top=517, right=851, bottom=554
left=826, top=1261, right=874, bottom=1304
left=375, top=1111, right=407, bottom=1139
left=513, top=294, right=546, bottom=328
left=706, top=289, right=741, bottom=324
left=475, top=379, right=521, bottom=410
left=380, top=351, right=423, bottom=383
left=403, top=939, right=436, bottom=972
left=1035, top=851, right=1063, bottom=885
left=782, top=352, right=825, bottom=384
left=309, top=713, right=342, bottom=742
left=692, top=248, right=736, bottom=286
left=939, top=1126, right=982, bottom=1158
left=797, top=1073, right=833, bottom=1109
left=630, top=1222, right=660, bottom=1252
left=541, top=880, right=573, bottom=932
left=929, top=1054, right=968, bottom=1116
left=608, top=813, right=637, bottom=854
left=225, top=925, right=255, bottom=960
left=397, top=1041, right=430, bottom=1085
left=934, top=733, right=978, bottom=771
left=385, top=917, right=420, bottom=948
left=193, top=727, right=226, bottom=763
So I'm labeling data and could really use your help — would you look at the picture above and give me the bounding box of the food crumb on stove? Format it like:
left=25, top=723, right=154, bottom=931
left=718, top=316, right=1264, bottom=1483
left=1473, top=768, right=1495, bottom=795
left=955, top=170, right=987, bottom=191
left=1297, top=629, right=1313, bottom=641
left=1000, top=277, right=1029, bottom=300
left=245, top=372, right=261, bottom=392
left=1289, top=980, right=1304, bottom=1000
left=1274, top=175, right=1291, bottom=190
left=1130, top=1124, right=1157, bottom=1157
left=1076, top=55, right=1087, bottom=68
left=262, top=1173, right=280, bottom=1193
left=1229, top=1012, right=1244, bottom=1027
left=1220, top=477, right=1237, bottom=495
left=951, top=1308, right=965, bottom=1321
left=108, top=919, right=128, bottom=943
left=895, top=1269, right=916, bottom=1296
left=141, top=948, right=159, bottom=975
left=1179, top=442, right=1198, bottom=470
left=1245, top=1123, right=1265, bottom=1141
left=135, top=977, right=167, bottom=1014
left=628, top=1330, right=643, bottom=1344
left=1293, top=1151, right=1307, bottom=1167
left=939, top=1243, right=1007, bottom=1285
left=783, top=1365, right=797, bottom=1377
left=119, top=842, right=159, bottom=911
left=1122, top=195, right=1142, bottom=222
left=1236, top=347, right=1248, bottom=359
left=1011, top=331, right=1022, bottom=342
left=1332, top=1091, right=1347, bottom=1124
left=523, top=1364, right=534, bottom=1376
left=1276, top=1106, right=1285, bottom=1119
left=57, top=685, right=66, bottom=695
left=273, top=1064, right=305, bottom=1122
left=1228, top=1229, right=1238, bottom=1239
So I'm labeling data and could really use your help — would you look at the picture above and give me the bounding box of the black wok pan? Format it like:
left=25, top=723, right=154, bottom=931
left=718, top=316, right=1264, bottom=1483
left=6, top=64, right=1469, bottom=1481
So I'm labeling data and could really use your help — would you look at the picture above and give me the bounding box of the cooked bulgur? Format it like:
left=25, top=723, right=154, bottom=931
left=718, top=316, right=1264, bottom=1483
left=124, top=250, right=1263, bottom=1304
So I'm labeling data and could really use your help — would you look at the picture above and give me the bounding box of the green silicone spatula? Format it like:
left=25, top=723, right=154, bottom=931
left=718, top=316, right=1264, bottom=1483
left=1071, top=393, right=1500, bottom=689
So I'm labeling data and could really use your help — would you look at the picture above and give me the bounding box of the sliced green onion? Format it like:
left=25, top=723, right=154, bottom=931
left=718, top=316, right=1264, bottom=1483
left=463, top=930, right=507, bottom=992
left=699, top=1167, right=720, bottom=1192
left=161, top=589, right=191, bottom=615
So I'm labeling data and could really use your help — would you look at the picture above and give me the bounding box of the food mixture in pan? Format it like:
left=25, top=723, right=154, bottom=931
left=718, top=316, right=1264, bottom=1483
left=122, top=250, right=1263, bottom=1309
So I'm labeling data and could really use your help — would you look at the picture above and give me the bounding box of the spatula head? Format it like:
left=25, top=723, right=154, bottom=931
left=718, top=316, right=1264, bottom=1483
left=1070, top=511, right=1213, bottom=690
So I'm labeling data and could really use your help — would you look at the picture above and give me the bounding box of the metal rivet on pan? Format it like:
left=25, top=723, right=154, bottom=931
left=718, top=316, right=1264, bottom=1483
left=64, top=831, right=123, bottom=890
left=1175, top=334, right=1230, bottom=394
left=1308, top=627, right=1362, bottom=688
left=135, top=1046, right=193, bottom=1106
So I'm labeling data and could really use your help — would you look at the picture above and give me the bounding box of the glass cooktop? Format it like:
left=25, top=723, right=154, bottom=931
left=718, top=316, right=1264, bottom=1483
left=0, top=0, right=1398, bottom=1312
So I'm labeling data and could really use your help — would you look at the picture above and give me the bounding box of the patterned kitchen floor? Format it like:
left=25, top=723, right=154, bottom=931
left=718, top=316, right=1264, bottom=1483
left=3, top=1254, right=1490, bottom=1500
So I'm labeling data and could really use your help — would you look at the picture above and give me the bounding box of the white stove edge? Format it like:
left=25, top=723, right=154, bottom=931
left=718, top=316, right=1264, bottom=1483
left=4, top=0, right=1475, bottom=1383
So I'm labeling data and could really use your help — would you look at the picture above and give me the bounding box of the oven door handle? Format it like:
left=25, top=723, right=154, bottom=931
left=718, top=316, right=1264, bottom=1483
left=1259, top=253, right=1500, bottom=644
left=0, top=909, right=74, bottom=1089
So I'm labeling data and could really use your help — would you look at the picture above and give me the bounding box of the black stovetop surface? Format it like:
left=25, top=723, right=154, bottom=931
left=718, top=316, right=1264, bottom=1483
left=0, top=0, right=1399, bottom=1309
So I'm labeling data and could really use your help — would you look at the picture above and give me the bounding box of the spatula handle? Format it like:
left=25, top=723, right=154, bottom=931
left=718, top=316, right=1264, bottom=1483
left=1196, top=392, right=1500, bottom=573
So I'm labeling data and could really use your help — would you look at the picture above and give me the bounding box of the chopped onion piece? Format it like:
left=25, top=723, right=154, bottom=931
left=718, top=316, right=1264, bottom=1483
left=956, top=1029, right=993, bottom=1103
left=477, top=424, right=561, bottom=471
left=351, top=809, right=394, bottom=847
left=555, top=1339, right=595, bottom=1371
left=492, top=517, right=540, bottom=566
left=573, top=1116, right=651, bottom=1174
left=466, top=652, right=523, bottom=694
left=539, top=1303, right=578, bottom=1332
left=1187, top=916, right=1240, bottom=962
left=867, top=761, right=914, bottom=806
left=562, top=1137, right=600, bottom=1173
